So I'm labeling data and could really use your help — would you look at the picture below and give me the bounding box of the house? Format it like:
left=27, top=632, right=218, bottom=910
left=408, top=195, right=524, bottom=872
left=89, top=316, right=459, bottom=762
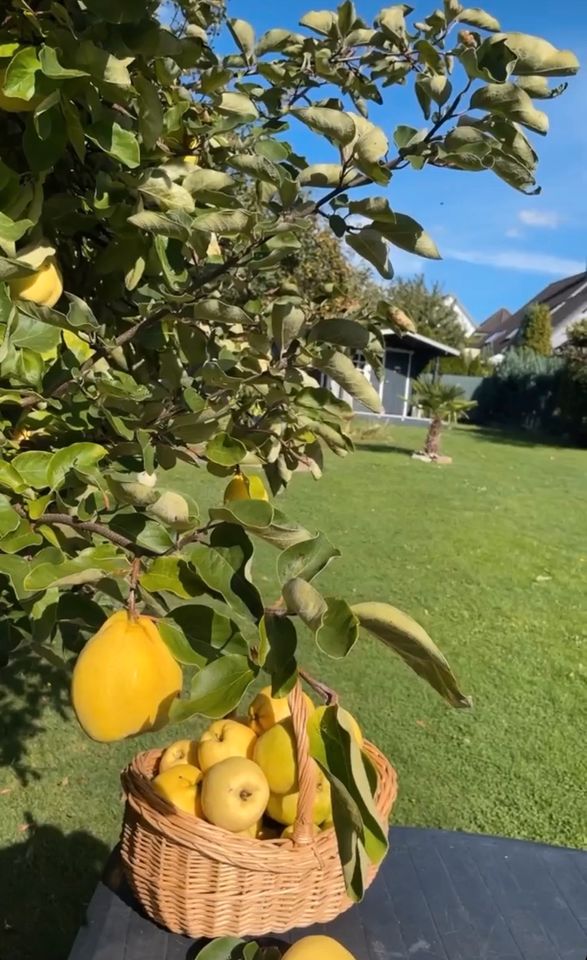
left=476, top=272, right=587, bottom=356
left=444, top=294, right=477, bottom=338
left=328, top=329, right=460, bottom=421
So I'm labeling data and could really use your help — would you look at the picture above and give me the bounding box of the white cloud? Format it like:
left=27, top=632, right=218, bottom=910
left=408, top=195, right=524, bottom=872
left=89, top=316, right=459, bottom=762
left=505, top=227, right=522, bottom=239
left=518, top=209, right=562, bottom=229
left=443, top=247, right=584, bottom=277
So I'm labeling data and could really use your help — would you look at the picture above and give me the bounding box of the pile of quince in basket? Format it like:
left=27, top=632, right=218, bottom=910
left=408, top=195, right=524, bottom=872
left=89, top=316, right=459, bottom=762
left=152, top=687, right=362, bottom=839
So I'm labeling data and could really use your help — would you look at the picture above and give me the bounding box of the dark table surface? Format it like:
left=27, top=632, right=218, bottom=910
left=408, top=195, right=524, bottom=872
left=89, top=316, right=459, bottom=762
left=68, top=827, right=587, bottom=960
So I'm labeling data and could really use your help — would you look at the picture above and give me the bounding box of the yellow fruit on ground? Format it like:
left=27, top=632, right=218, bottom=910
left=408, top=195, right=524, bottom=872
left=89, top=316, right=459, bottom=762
left=281, top=823, right=320, bottom=840
left=152, top=764, right=203, bottom=817
left=0, top=66, right=42, bottom=112
left=224, top=472, right=269, bottom=503
left=248, top=685, right=314, bottom=735
left=160, top=738, right=199, bottom=773
left=8, top=257, right=63, bottom=308
left=309, top=704, right=363, bottom=747
left=200, top=757, right=270, bottom=833
left=254, top=719, right=298, bottom=795
left=71, top=611, right=182, bottom=742
left=198, top=718, right=257, bottom=772
left=284, top=936, right=356, bottom=960
left=266, top=766, right=331, bottom=826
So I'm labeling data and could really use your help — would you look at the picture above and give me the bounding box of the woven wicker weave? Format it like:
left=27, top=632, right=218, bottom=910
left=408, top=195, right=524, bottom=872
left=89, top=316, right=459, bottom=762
left=120, top=682, right=398, bottom=938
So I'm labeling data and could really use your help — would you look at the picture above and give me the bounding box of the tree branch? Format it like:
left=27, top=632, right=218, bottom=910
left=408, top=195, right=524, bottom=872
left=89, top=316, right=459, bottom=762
left=312, top=78, right=474, bottom=215
left=16, top=505, right=150, bottom=555
left=299, top=667, right=339, bottom=705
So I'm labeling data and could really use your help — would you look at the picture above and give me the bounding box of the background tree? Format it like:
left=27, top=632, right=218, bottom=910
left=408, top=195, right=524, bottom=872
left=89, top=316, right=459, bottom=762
left=387, top=275, right=465, bottom=348
left=559, top=319, right=587, bottom=444
left=0, top=0, right=578, bottom=897
left=412, top=380, right=477, bottom=458
left=518, top=303, right=553, bottom=355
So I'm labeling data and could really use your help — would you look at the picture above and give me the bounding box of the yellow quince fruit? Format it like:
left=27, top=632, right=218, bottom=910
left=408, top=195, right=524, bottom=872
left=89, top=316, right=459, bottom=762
left=71, top=611, right=182, bottom=742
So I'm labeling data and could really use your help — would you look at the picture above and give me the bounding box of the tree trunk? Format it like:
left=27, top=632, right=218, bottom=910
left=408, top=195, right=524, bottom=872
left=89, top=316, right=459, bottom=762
left=424, top=416, right=443, bottom=457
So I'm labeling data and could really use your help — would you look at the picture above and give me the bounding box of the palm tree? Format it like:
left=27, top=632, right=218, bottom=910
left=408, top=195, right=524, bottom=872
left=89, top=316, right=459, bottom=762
left=412, top=378, right=477, bottom=458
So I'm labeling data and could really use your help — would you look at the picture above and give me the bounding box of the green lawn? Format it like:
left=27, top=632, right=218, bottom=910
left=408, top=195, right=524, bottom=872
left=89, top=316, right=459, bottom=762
left=1, top=425, right=586, bottom=960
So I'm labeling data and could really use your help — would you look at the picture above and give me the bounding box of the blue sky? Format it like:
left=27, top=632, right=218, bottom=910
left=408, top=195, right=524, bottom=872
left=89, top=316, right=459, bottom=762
left=223, top=0, right=587, bottom=324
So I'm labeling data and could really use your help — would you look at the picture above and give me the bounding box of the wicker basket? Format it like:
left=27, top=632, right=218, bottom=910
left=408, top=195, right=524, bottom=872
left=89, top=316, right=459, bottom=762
left=120, top=682, right=398, bottom=938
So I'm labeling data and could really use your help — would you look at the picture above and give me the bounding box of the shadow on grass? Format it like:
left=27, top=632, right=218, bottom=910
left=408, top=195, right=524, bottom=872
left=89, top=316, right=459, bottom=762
left=354, top=442, right=414, bottom=457
left=465, top=425, right=574, bottom=449
left=0, top=655, right=71, bottom=784
left=0, top=816, right=109, bottom=960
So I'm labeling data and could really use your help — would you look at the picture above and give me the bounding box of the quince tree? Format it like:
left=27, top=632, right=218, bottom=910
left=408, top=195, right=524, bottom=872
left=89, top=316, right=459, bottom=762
left=0, top=0, right=578, bottom=897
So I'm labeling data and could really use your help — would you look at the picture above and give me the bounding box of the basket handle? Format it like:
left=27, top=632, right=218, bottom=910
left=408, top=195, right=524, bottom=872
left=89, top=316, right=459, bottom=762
left=288, top=679, right=317, bottom=846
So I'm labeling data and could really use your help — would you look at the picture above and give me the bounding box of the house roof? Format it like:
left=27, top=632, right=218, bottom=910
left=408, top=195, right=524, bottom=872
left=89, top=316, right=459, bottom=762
left=382, top=329, right=461, bottom=356
left=478, top=272, right=587, bottom=350
left=477, top=307, right=512, bottom=335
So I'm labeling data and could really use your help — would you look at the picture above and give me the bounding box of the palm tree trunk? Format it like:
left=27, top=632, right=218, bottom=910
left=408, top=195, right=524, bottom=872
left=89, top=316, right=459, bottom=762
left=424, top=416, right=442, bottom=457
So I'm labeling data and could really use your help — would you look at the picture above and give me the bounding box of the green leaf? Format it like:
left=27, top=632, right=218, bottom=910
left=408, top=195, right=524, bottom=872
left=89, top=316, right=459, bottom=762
left=316, top=597, right=360, bottom=658
left=3, top=48, right=40, bottom=100
left=277, top=532, right=340, bottom=585
left=140, top=556, right=204, bottom=599
left=11, top=313, right=61, bottom=353
left=62, top=98, right=86, bottom=161
left=169, top=654, right=255, bottom=721
left=169, top=604, right=248, bottom=661
left=0, top=212, right=33, bottom=244
left=346, top=229, right=392, bottom=281
left=217, top=92, right=258, bottom=120
left=258, top=612, right=298, bottom=695
left=193, top=299, right=249, bottom=325
left=210, top=499, right=274, bottom=529
left=183, top=168, right=236, bottom=194
left=309, top=705, right=388, bottom=887
left=39, top=46, right=88, bottom=78
left=282, top=577, right=327, bottom=630
left=228, top=19, right=256, bottom=60
left=299, top=164, right=344, bottom=188
left=351, top=115, right=389, bottom=165
left=299, top=11, right=338, bottom=36
left=228, top=154, right=282, bottom=185
left=88, top=120, right=140, bottom=168
left=194, top=937, right=245, bottom=960
left=376, top=213, right=441, bottom=259
left=184, top=541, right=262, bottom=622
left=128, top=210, right=191, bottom=241
left=109, top=513, right=174, bottom=554
left=11, top=451, right=52, bottom=489
left=497, top=32, right=580, bottom=77
left=0, top=494, right=21, bottom=539
left=0, top=516, right=42, bottom=553
left=24, top=546, right=129, bottom=589
left=457, top=7, right=501, bottom=31
left=83, top=0, right=146, bottom=23
left=376, top=5, right=409, bottom=44
left=315, top=348, right=382, bottom=414
left=205, top=432, right=247, bottom=467
left=516, top=76, right=568, bottom=100
left=192, top=209, right=252, bottom=237
left=158, top=619, right=203, bottom=666
left=470, top=83, right=548, bottom=134
left=352, top=601, right=473, bottom=707
left=47, top=443, right=107, bottom=490
left=134, top=76, right=164, bottom=150
left=292, top=107, right=356, bottom=146
left=0, top=460, right=27, bottom=494
left=272, top=301, right=305, bottom=353
left=138, top=170, right=195, bottom=212
left=308, top=318, right=370, bottom=351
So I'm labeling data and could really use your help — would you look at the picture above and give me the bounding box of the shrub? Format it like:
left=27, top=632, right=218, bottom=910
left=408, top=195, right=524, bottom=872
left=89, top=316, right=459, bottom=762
left=517, top=304, right=553, bottom=356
